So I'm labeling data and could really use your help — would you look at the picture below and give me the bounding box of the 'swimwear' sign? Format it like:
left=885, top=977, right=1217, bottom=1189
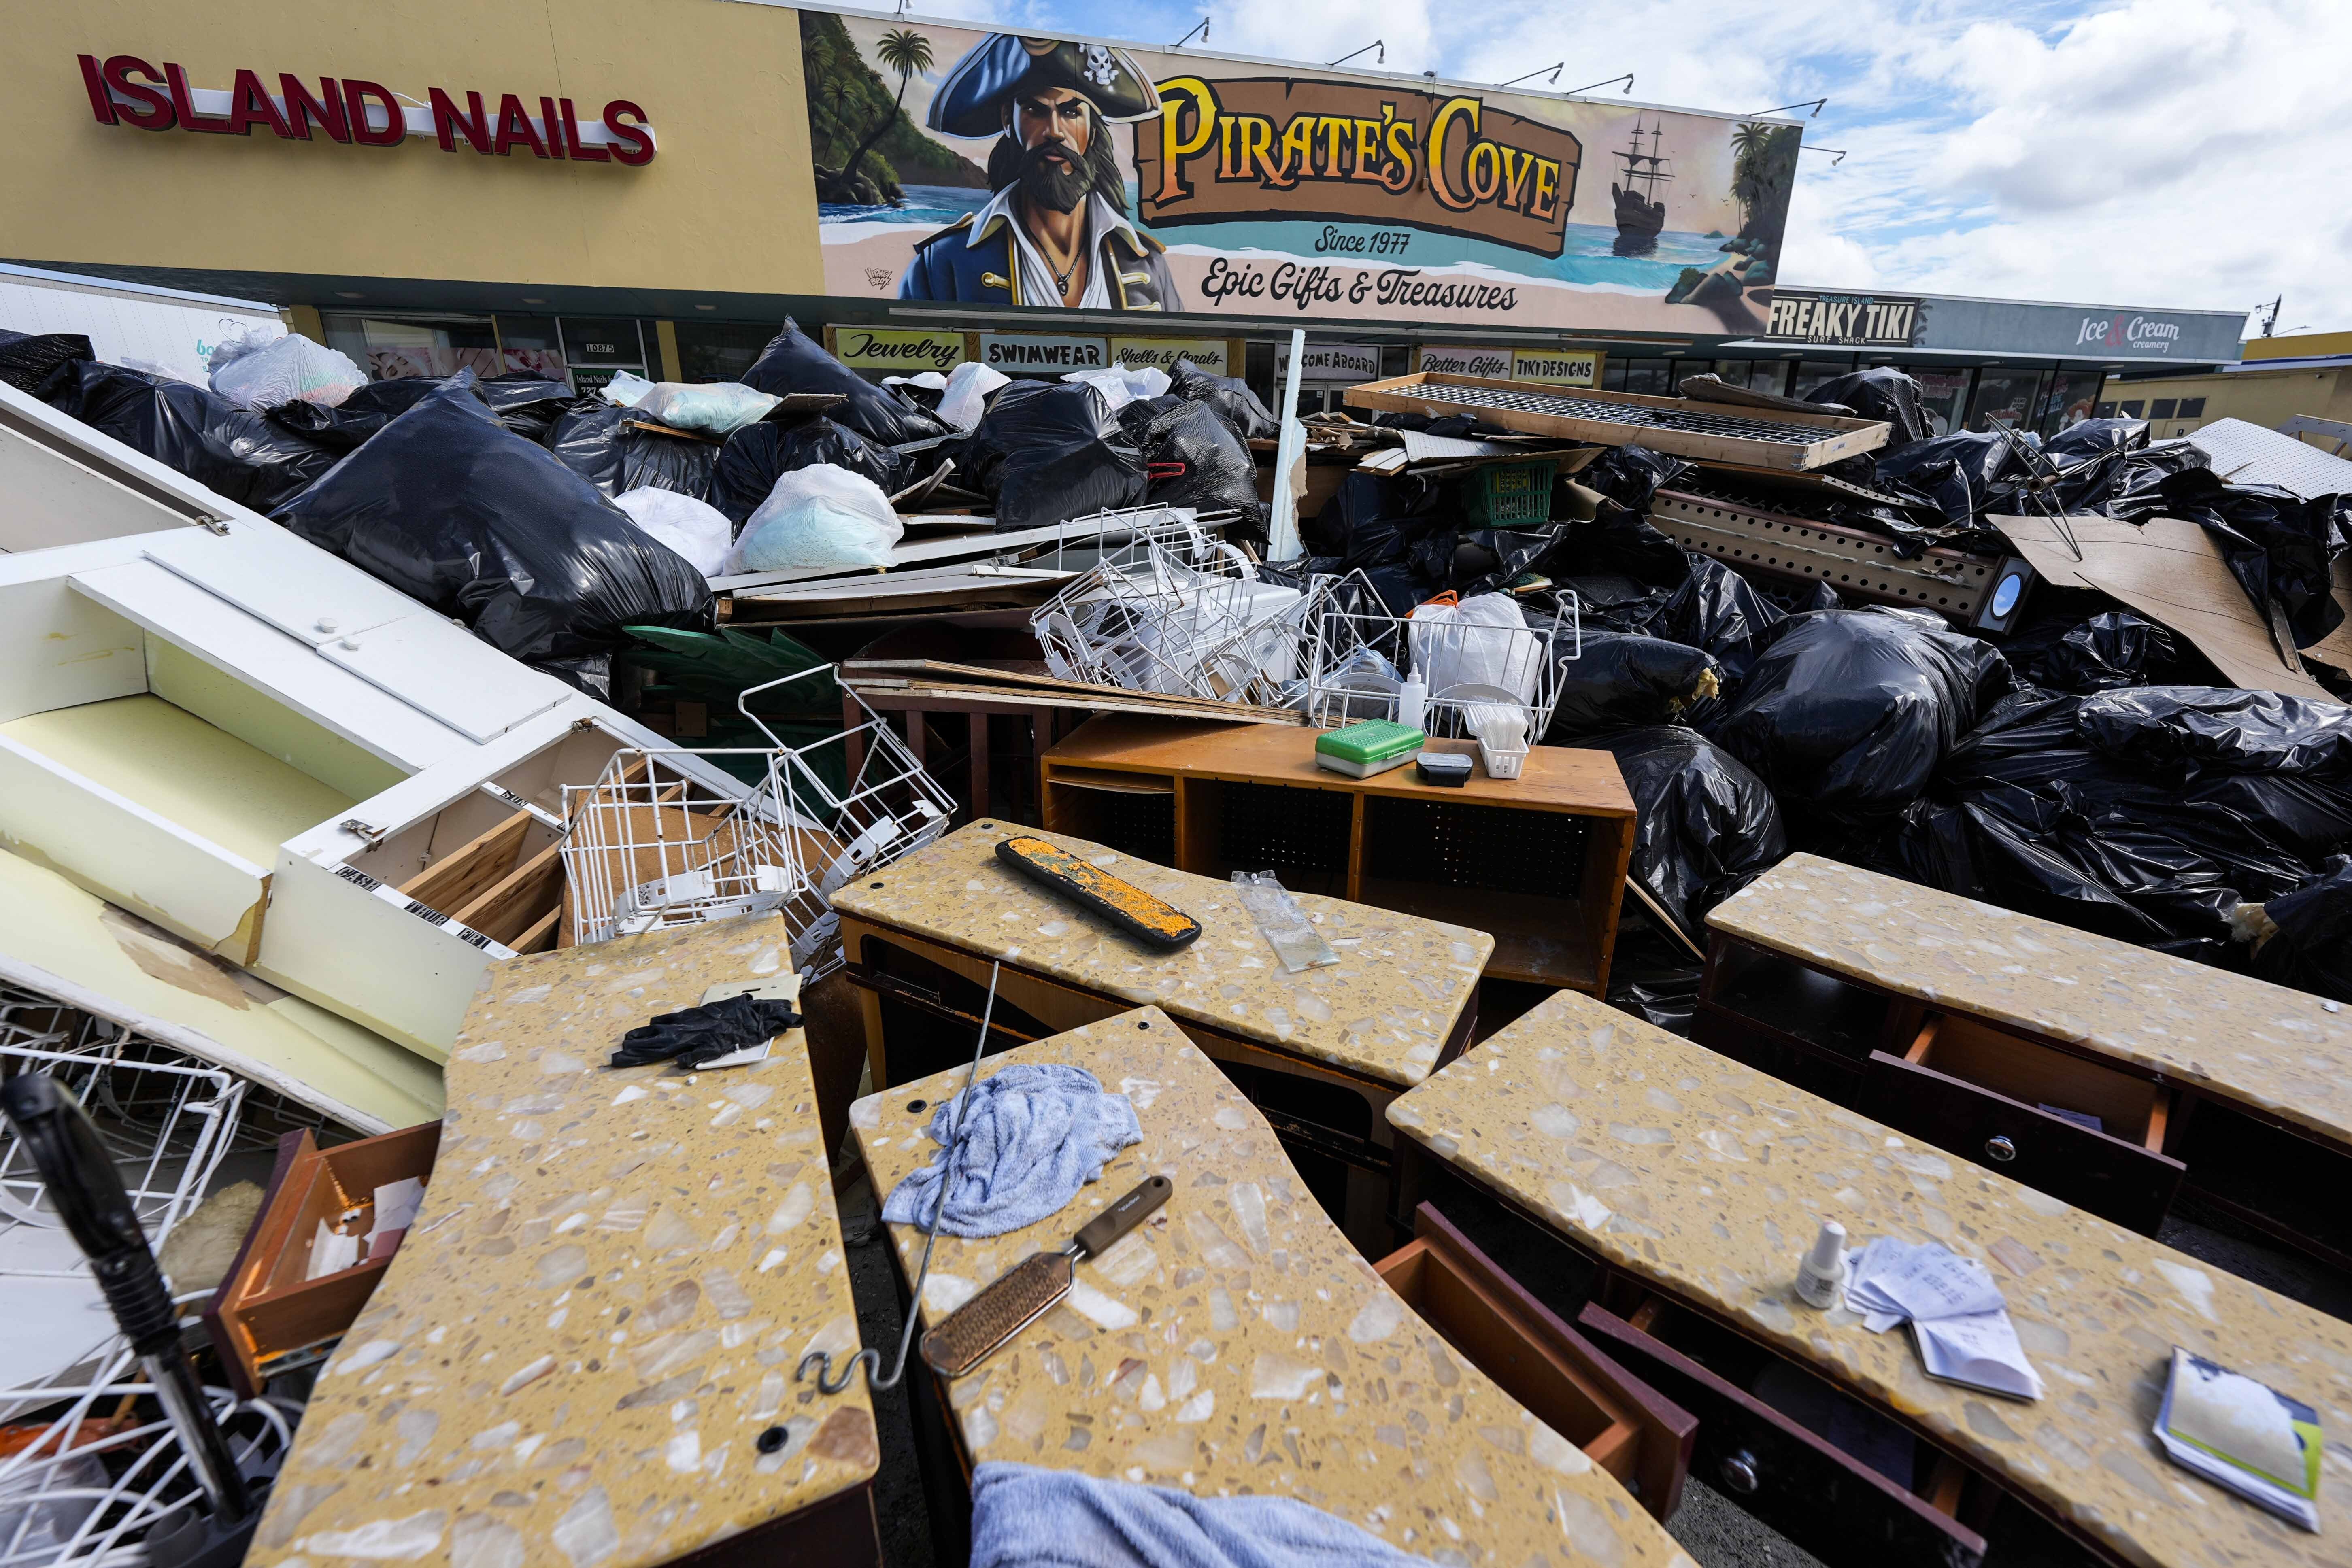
left=980, top=334, right=1108, bottom=371
left=828, top=327, right=968, bottom=372
left=1764, top=291, right=1920, bottom=348
left=73, top=54, right=655, bottom=163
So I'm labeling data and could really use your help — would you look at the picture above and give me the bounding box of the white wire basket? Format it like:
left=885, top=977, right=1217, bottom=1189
left=1300, top=591, right=1582, bottom=741
left=1185, top=568, right=1380, bottom=708
left=561, top=668, right=952, bottom=976
left=0, top=986, right=305, bottom=1568
left=1031, top=540, right=1302, bottom=700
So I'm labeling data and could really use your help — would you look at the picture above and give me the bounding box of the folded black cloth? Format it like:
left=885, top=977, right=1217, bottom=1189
left=610, top=994, right=801, bottom=1070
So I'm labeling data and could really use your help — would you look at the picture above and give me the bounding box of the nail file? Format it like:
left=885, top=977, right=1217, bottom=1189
left=919, top=1175, right=1172, bottom=1378
left=993, top=836, right=1202, bottom=949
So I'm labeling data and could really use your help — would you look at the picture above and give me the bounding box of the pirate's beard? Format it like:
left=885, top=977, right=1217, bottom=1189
left=1016, top=139, right=1093, bottom=215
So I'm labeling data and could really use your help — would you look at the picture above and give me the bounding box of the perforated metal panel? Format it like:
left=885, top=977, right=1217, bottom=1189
left=1651, top=492, right=1997, bottom=620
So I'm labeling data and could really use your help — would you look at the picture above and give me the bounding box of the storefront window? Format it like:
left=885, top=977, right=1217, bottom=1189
left=320, top=314, right=502, bottom=382
left=1606, top=357, right=1674, bottom=395
left=1788, top=359, right=1856, bottom=399
left=675, top=321, right=779, bottom=383
left=1911, top=367, right=1973, bottom=436
left=2037, top=369, right=2105, bottom=433
left=1967, top=368, right=2046, bottom=431
left=1706, top=360, right=1754, bottom=389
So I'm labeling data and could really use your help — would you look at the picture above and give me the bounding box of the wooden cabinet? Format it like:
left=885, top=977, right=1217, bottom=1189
left=1041, top=716, right=1636, bottom=994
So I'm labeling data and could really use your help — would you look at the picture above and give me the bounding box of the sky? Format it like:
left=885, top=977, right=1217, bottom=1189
left=878, top=0, right=2352, bottom=339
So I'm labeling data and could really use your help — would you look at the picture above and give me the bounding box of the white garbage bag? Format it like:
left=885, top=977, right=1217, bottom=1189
left=937, top=361, right=1011, bottom=431
left=612, top=487, right=733, bottom=577
left=603, top=376, right=779, bottom=438
left=207, top=331, right=365, bottom=410
left=723, top=463, right=904, bottom=573
left=1410, top=592, right=1541, bottom=705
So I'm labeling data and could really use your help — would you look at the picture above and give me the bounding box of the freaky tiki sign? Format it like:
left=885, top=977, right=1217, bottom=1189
left=802, top=10, right=1796, bottom=335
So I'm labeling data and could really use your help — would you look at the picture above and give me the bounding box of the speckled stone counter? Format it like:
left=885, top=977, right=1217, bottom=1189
left=248, top=918, right=880, bottom=1568
left=1388, top=986, right=2352, bottom=1568
left=1709, top=852, right=2352, bottom=1147
left=852, top=1007, right=1693, bottom=1568
left=829, top=821, right=1491, bottom=1090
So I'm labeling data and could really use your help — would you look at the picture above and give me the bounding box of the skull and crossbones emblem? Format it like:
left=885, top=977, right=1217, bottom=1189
left=1083, top=45, right=1119, bottom=89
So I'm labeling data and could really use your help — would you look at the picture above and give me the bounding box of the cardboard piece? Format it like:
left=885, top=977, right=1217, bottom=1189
left=1991, top=514, right=2341, bottom=700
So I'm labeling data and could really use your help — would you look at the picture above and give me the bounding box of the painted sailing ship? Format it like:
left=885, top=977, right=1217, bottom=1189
left=1611, top=116, right=1673, bottom=254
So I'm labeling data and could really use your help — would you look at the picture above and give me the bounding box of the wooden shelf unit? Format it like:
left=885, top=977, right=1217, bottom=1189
left=1041, top=716, right=1637, bottom=994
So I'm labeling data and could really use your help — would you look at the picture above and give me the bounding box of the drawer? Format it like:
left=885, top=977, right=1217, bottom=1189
left=1378, top=1205, right=1694, bottom=1519
left=1857, top=1014, right=2183, bottom=1235
left=1577, top=1303, right=1986, bottom=1568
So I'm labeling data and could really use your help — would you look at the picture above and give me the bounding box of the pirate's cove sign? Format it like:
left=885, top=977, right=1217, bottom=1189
left=1138, top=80, right=1581, bottom=255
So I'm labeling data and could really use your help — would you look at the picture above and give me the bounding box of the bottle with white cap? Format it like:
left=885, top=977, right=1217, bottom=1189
left=1396, top=671, right=1427, bottom=731
left=1795, top=1220, right=1847, bottom=1309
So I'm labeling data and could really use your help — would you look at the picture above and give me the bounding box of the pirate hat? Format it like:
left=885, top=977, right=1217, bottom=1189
left=926, top=35, right=1161, bottom=138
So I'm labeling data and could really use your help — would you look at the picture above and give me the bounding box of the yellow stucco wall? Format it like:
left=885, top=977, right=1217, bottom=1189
left=2106, top=367, right=2352, bottom=441
left=4, top=0, right=821, bottom=293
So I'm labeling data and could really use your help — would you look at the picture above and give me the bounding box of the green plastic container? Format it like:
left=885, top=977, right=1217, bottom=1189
left=1314, top=720, right=1426, bottom=778
left=1465, top=460, right=1558, bottom=525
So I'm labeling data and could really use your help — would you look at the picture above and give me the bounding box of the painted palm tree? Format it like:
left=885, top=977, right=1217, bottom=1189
left=839, top=28, right=935, bottom=192
left=1729, top=121, right=1800, bottom=240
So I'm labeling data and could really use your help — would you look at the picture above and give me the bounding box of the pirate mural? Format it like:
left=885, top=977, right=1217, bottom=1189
left=804, top=13, right=1794, bottom=336
left=899, top=36, right=1178, bottom=311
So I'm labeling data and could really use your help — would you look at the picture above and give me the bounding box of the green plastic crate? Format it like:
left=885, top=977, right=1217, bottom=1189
left=1465, top=460, right=1558, bottom=525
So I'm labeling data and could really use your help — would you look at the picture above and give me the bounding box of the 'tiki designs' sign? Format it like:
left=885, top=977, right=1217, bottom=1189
left=1139, top=81, right=1580, bottom=257
left=1765, top=291, right=1922, bottom=348
left=74, top=55, right=655, bottom=164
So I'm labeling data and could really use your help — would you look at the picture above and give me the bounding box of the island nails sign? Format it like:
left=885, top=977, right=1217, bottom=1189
left=74, top=55, right=655, bottom=163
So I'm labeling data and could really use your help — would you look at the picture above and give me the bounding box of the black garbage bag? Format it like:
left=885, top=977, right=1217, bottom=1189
left=2242, top=856, right=2352, bottom=1003
left=1872, top=430, right=2022, bottom=532
left=2014, top=612, right=2179, bottom=694
left=1141, top=400, right=1265, bottom=530
left=270, top=375, right=509, bottom=451
left=2103, top=437, right=2208, bottom=514
left=1596, top=724, right=1787, bottom=941
left=0, top=332, right=94, bottom=399
left=707, top=418, right=908, bottom=527
left=1577, top=444, right=1691, bottom=514
left=272, top=375, right=711, bottom=665
left=2045, top=419, right=2149, bottom=461
left=957, top=380, right=1145, bottom=531
left=1874, top=685, right=2352, bottom=953
left=1546, top=633, right=1723, bottom=736
left=1169, top=361, right=1277, bottom=441
left=1116, top=393, right=1188, bottom=448
left=1714, top=608, right=2013, bottom=826
left=50, top=361, right=340, bottom=512
left=1452, top=527, right=1566, bottom=595
left=736, top=318, right=950, bottom=446
left=1808, top=368, right=1930, bottom=448
left=2111, top=467, right=2347, bottom=648
left=545, top=403, right=719, bottom=500
left=1655, top=556, right=1788, bottom=686
left=1312, top=470, right=1449, bottom=567
left=473, top=375, right=578, bottom=443
left=1604, top=920, right=1705, bottom=1037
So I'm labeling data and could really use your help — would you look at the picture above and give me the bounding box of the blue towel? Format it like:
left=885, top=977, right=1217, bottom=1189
left=880, top=1064, right=1141, bottom=1238
left=970, top=1462, right=1431, bottom=1567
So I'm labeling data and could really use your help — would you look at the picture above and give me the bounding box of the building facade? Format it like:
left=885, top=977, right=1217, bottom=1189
left=4, top=1, right=2245, bottom=433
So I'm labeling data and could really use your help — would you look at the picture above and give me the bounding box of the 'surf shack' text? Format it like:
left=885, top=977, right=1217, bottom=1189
left=1136, top=77, right=1580, bottom=258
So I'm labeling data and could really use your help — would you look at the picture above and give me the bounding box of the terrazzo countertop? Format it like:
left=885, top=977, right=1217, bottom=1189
left=247, top=918, right=878, bottom=1568
left=1387, top=986, right=2352, bottom=1568
left=829, top=821, right=1491, bottom=1089
left=852, top=1006, right=1691, bottom=1568
left=1709, top=853, right=2352, bottom=1147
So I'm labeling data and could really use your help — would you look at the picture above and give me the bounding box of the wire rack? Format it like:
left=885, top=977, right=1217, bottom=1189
left=1299, top=592, right=1582, bottom=739
left=561, top=669, right=951, bottom=976
left=1031, top=542, right=1302, bottom=700
left=0, top=988, right=303, bottom=1568
left=1186, top=569, right=1380, bottom=708
left=1395, top=381, right=1830, bottom=446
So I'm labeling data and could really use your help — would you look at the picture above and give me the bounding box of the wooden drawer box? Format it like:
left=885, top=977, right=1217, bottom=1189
left=1858, top=1015, right=2183, bottom=1235
left=1376, top=1205, right=1693, bottom=1519
left=202, top=1121, right=440, bottom=1397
